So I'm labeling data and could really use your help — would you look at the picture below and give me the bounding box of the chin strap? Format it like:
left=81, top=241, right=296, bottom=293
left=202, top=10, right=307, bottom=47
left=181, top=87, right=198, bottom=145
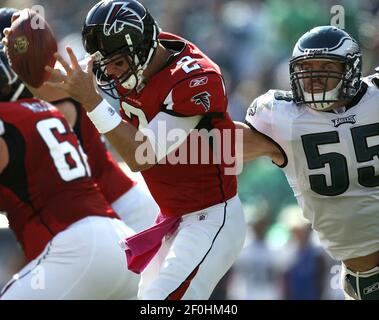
left=302, top=80, right=343, bottom=111
left=121, top=24, right=158, bottom=91
left=10, top=83, right=25, bottom=101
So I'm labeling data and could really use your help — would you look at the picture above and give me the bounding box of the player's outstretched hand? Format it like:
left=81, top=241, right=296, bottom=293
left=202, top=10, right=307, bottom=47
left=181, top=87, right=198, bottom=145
left=44, top=46, right=102, bottom=111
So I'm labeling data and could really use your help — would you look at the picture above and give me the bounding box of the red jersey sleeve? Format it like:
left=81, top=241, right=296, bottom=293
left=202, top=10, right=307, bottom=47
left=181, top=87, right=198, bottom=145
left=161, top=73, right=227, bottom=117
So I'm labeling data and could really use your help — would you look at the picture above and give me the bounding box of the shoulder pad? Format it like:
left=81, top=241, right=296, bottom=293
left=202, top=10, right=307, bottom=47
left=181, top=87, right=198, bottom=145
left=371, top=74, right=379, bottom=89
left=362, top=74, right=379, bottom=89
left=247, top=91, right=274, bottom=117
left=372, top=78, right=379, bottom=89
left=273, top=90, right=293, bottom=102
left=247, top=99, right=258, bottom=117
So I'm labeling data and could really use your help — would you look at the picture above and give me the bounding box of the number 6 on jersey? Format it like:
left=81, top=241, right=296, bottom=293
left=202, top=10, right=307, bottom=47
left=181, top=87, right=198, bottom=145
left=37, top=118, right=91, bottom=181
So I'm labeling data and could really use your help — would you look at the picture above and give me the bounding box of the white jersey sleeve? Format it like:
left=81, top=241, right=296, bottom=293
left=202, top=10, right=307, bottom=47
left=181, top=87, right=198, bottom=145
left=244, top=90, right=275, bottom=138
left=141, top=112, right=201, bottom=162
left=245, top=90, right=293, bottom=168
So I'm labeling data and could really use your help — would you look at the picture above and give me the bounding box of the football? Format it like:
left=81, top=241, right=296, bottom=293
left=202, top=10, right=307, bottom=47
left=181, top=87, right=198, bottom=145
left=6, top=8, right=57, bottom=88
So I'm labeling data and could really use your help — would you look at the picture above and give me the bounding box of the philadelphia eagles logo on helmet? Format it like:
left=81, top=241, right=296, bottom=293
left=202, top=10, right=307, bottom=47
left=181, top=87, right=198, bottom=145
left=103, top=1, right=145, bottom=36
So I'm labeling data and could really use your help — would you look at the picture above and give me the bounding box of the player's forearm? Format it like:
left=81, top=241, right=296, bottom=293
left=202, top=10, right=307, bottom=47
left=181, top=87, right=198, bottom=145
left=234, top=121, right=277, bottom=162
left=105, top=121, right=156, bottom=172
left=0, top=137, right=10, bottom=174
left=26, top=83, right=70, bottom=102
left=85, top=98, right=156, bottom=172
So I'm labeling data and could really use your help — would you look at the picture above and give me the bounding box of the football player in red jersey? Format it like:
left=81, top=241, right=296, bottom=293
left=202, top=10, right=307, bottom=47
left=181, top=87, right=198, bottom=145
left=0, top=46, right=140, bottom=299
left=41, top=0, right=247, bottom=300
left=1, top=6, right=157, bottom=235
left=52, top=97, right=158, bottom=232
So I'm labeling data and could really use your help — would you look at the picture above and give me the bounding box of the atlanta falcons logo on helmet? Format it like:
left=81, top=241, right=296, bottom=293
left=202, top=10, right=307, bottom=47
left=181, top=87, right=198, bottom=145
left=191, top=92, right=211, bottom=111
left=103, top=2, right=145, bottom=36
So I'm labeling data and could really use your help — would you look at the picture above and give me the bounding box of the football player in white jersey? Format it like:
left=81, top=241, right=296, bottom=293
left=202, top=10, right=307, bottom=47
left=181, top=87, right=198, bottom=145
left=237, top=26, right=379, bottom=300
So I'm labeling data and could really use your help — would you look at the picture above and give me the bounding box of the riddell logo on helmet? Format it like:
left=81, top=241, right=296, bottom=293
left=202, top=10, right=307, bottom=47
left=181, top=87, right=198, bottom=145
left=304, top=48, right=329, bottom=55
left=103, top=2, right=144, bottom=36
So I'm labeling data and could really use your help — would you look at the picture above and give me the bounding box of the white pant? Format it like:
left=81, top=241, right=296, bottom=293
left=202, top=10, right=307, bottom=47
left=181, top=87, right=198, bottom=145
left=138, top=195, right=246, bottom=300
left=112, top=183, right=159, bottom=233
left=0, top=217, right=139, bottom=300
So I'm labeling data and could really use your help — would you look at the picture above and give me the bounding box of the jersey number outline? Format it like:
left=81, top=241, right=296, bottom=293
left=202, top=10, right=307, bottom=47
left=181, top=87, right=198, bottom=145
left=301, top=123, right=379, bottom=196
left=120, top=56, right=200, bottom=129
left=36, top=118, right=91, bottom=181
left=177, top=56, right=201, bottom=74
left=120, top=56, right=201, bottom=129
left=121, top=101, right=148, bottom=131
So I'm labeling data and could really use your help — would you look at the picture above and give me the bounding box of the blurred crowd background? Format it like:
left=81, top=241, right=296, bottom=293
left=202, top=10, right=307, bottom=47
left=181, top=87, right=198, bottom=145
left=2, top=0, right=379, bottom=299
